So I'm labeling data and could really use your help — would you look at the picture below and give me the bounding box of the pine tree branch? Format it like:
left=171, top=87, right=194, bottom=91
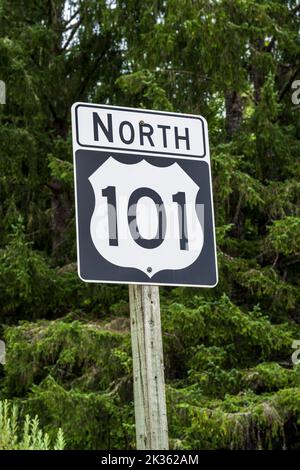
left=61, top=18, right=83, bottom=51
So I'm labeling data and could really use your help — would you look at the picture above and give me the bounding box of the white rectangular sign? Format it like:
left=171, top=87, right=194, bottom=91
left=73, top=103, right=207, bottom=158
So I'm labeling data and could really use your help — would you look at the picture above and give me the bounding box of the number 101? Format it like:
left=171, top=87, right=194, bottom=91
left=102, top=186, right=189, bottom=250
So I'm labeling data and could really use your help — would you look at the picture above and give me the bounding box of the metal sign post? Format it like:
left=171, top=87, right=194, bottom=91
left=129, top=284, right=168, bottom=450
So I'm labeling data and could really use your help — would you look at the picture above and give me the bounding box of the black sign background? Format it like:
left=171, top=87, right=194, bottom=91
left=75, top=150, right=217, bottom=287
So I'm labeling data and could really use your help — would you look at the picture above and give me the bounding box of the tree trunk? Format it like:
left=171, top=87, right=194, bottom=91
left=225, top=90, right=243, bottom=139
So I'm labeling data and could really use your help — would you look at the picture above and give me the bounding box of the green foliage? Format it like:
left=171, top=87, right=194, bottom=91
left=167, top=385, right=300, bottom=450
left=25, top=376, right=134, bottom=450
left=1, top=0, right=300, bottom=450
left=3, top=318, right=134, bottom=448
left=267, top=217, right=300, bottom=257
left=163, top=295, right=295, bottom=374
left=3, top=318, right=132, bottom=396
left=242, top=363, right=300, bottom=393
left=48, top=155, right=74, bottom=187
left=116, top=70, right=174, bottom=110
left=0, top=217, right=62, bottom=318
left=0, top=399, right=65, bottom=450
left=0, top=216, right=128, bottom=319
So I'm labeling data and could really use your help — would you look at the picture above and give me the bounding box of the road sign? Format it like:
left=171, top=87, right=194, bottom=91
left=71, top=103, right=218, bottom=287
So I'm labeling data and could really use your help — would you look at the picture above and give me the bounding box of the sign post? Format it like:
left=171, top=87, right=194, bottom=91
left=71, top=103, right=217, bottom=450
left=129, top=285, right=168, bottom=449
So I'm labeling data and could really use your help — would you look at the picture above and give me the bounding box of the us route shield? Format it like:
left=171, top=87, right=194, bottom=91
left=89, top=157, right=204, bottom=278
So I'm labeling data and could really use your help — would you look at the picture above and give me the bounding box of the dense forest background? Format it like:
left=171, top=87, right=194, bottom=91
left=0, top=0, right=300, bottom=450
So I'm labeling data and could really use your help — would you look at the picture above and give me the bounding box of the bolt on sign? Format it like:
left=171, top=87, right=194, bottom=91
left=71, top=103, right=218, bottom=287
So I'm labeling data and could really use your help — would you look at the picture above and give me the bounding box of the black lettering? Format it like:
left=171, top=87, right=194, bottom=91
left=174, top=126, right=190, bottom=150
left=139, top=123, right=154, bottom=146
left=119, top=121, right=135, bottom=144
left=102, top=186, right=118, bottom=246
left=128, top=188, right=166, bottom=249
left=157, top=124, right=171, bottom=148
left=93, top=112, right=113, bottom=142
left=172, top=192, right=188, bottom=250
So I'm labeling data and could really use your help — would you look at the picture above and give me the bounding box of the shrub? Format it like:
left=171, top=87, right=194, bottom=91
left=0, top=399, right=65, bottom=450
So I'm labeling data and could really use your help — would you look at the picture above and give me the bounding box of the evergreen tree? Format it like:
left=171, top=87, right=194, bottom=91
left=0, top=0, right=300, bottom=449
